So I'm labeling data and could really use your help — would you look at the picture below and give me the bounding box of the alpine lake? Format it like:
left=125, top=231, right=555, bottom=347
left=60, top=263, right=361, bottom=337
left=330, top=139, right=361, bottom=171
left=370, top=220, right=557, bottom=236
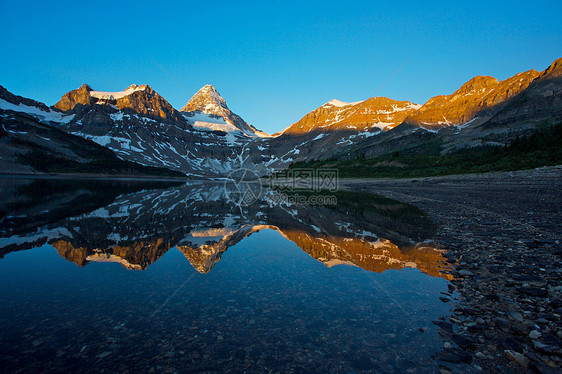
left=0, top=177, right=460, bottom=373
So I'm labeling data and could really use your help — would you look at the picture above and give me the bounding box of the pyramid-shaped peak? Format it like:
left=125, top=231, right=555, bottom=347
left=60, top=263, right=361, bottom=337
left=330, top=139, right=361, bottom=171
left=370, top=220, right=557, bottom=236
left=181, top=84, right=229, bottom=112
left=180, top=84, right=263, bottom=136
left=195, top=84, right=226, bottom=105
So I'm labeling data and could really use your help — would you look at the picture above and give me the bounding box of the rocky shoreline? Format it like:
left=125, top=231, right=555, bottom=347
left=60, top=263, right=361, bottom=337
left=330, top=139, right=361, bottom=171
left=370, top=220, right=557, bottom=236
left=341, top=166, right=562, bottom=373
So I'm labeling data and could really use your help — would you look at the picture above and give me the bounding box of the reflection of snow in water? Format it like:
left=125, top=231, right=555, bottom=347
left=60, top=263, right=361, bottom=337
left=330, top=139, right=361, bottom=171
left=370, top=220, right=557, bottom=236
left=0, top=179, right=454, bottom=372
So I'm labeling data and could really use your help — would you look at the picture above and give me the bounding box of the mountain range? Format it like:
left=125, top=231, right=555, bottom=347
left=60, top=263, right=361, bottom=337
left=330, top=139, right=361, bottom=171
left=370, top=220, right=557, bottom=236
left=1, top=57, right=561, bottom=177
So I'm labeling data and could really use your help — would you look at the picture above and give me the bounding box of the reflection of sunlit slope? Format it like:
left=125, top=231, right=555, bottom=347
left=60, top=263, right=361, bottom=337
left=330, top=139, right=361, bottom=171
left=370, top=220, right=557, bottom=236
left=177, top=225, right=265, bottom=273
left=174, top=223, right=452, bottom=279
left=276, top=229, right=453, bottom=280
left=52, top=240, right=88, bottom=267
left=52, top=238, right=171, bottom=270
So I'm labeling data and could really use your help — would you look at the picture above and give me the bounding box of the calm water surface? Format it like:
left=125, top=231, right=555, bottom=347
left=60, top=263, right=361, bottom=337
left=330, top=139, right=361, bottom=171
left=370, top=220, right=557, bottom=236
left=0, top=178, right=456, bottom=373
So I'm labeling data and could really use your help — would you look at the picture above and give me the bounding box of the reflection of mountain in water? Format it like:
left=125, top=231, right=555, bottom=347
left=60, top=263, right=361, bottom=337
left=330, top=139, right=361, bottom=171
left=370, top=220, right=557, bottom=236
left=0, top=179, right=452, bottom=279
left=51, top=238, right=171, bottom=270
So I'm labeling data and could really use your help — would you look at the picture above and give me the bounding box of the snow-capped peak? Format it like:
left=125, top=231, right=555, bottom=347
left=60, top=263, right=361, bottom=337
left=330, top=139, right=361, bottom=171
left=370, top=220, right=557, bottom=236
left=90, top=84, right=147, bottom=100
left=181, top=84, right=267, bottom=138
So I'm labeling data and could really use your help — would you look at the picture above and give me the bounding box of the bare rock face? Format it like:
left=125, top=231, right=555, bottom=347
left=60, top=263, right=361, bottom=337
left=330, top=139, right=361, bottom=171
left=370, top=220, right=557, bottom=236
left=480, top=57, right=562, bottom=129
left=53, top=83, right=95, bottom=112
left=282, top=96, right=421, bottom=135
left=52, top=240, right=89, bottom=267
left=181, top=84, right=228, bottom=113
left=403, top=70, right=540, bottom=128
left=181, top=84, right=260, bottom=135
left=113, top=85, right=184, bottom=122
left=276, top=58, right=561, bottom=145
left=540, top=57, right=562, bottom=79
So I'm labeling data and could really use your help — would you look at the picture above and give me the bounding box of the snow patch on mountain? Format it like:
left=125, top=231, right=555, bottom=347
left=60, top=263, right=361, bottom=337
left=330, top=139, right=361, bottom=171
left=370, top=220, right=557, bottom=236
left=377, top=103, right=422, bottom=114
left=369, top=122, right=394, bottom=130
left=311, top=133, right=328, bottom=141
left=0, top=227, right=72, bottom=248
left=323, top=99, right=365, bottom=108
left=90, top=84, right=146, bottom=100
left=0, top=99, right=75, bottom=124
left=110, top=111, right=124, bottom=121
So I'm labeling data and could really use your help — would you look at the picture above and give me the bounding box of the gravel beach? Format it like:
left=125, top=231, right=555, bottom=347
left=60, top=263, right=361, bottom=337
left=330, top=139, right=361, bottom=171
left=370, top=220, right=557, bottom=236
left=341, top=166, right=562, bottom=373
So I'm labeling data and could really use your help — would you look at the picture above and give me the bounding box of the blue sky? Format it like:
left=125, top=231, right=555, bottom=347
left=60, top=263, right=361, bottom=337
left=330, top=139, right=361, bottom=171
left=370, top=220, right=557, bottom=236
left=1, top=0, right=561, bottom=133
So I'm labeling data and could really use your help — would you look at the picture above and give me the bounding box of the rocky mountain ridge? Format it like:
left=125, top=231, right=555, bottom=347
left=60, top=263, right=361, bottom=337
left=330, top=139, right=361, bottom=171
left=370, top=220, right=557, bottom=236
left=30, top=83, right=270, bottom=177
left=281, top=97, right=421, bottom=135
left=272, top=57, right=562, bottom=163
left=54, top=83, right=185, bottom=123
left=0, top=89, right=185, bottom=177
left=403, top=70, right=541, bottom=128
left=1, top=57, right=561, bottom=177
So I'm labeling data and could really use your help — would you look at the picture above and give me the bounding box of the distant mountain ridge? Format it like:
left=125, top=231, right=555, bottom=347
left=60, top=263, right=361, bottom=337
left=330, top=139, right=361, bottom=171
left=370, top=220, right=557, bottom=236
left=281, top=61, right=558, bottom=135
left=403, top=70, right=541, bottom=129
left=269, top=57, right=562, bottom=165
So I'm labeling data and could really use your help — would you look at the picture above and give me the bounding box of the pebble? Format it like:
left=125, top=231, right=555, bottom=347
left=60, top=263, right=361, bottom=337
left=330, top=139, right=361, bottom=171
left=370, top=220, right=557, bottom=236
left=96, top=351, right=112, bottom=359
left=504, top=350, right=530, bottom=368
left=508, top=311, right=523, bottom=322
left=31, top=337, right=46, bottom=347
left=458, top=269, right=474, bottom=277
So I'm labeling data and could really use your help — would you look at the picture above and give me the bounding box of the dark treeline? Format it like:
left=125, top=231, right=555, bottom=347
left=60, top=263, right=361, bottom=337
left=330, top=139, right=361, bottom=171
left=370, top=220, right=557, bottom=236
left=288, top=124, right=562, bottom=178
